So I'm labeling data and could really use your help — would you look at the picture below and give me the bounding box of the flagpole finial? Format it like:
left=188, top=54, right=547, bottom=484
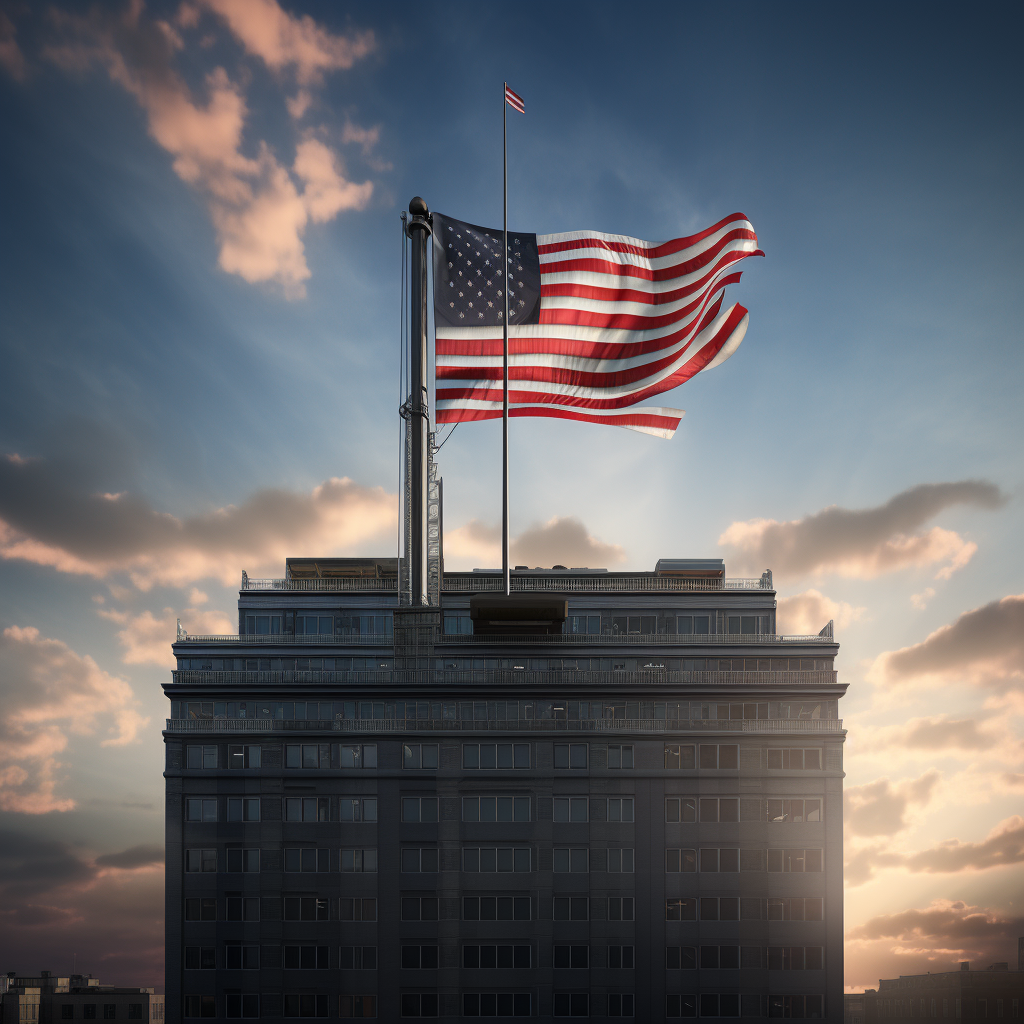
left=409, top=196, right=429, bottom=217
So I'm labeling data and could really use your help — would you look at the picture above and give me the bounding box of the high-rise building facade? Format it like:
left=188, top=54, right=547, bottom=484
left=165, top=556, right=845, bottom=1021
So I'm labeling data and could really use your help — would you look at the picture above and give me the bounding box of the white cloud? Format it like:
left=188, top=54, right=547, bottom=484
left=776, top=588, right=865, bottom=635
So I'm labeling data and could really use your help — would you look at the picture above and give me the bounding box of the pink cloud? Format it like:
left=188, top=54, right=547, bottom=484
left=776, top=588, right=865, bottom=635
left=99, top=606, right=234, bottom=667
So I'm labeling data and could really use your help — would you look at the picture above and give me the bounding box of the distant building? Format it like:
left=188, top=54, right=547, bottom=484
left=845, top=952, right=1024, bottom=1024
left=0, top=971, right=164, bottom=1023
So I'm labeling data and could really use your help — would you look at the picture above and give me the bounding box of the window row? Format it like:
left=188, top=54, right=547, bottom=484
left=242, top=612, right=393, bottom=636
left=665, top=797, right=823, bottom=823
left=54, top=1007, right=145, bottom=1021
left=554, top=797, right=634, bottom=822
left=666, top=848, right=823, bottom=872
left=184, top=897, right=373, bottom=922
left=666, top=993, right=825, bottom=1019
left=665, top=745, right=823, bottom=771
left=666, top=897, right=825, bottom=921
left=667, top=946, right=825, bottom=970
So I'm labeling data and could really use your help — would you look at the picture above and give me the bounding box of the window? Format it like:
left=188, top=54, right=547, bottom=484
left=606, top=797, right=634, bottom=822
left=767, top=849, right=823, bottom=872
left=667, top=994, right=698, bottom=1018
left=463, top=895, right=531, bottom=920
left=554, top=743, right=588, bottom=769
left=462, top=796, right=530, bottom=822
left=341, top=849, right=378, bottom=872
left=569, top=613, right=601, bottom=634
left=339, top=898, right=377, bottom=921
left=244, top=613, right=281, bottom=635
left=401, top=896, right=439, bottom=921
left=699, top=744, right=739, bottom=769
left=184, top=897, right=217, bottom=921
left=767, top=748, right=822, bottom=770
left=553, top=945, right=589, bottom=969
left=338, top=797, right=377, bottom=822
left=665, top=898, right=697, bottom=921
left=225, top=995, right=260, bottom=1019
left=339, top=946, right=377, bottom=970
left=285, top=849, right=331, bottom=873
left=183, top=996, right=216, bottom=1018
left=403, top=797, right=439, bottom=822
left=554, top=848, right=588, bottom=873
left=664, top=797, right=696, bottom=822
left=338, top=995, right=377, bottom=1018
left=699, top=848, right=740, bottom=872
left=443, top=613, right=473, bottom=635
left=608, top=994, right=635, bottom=1017
left=127, top=1008, right=143, bottom=1021
left=284, top=796, right=331, bottom=822
left=607, top=848, right=634, bottom=872
left=700, top=946, right=740, bottom=969
left=553, top=797, right=588, bottom=822
left=698, top=797, right=741, bottom=822
left=677, top=614, right=711, bottom=634
left=464, top=945, right=531, bottom=969
left=403, top=848, right=440, bottom=872
left=606, top=896, right=634, bottom=921
left=607, top=744, right=634, bottom=769
left=186, top=798, right=217, bottom=822
left=284, top=897, right=330, bottom=921
left=225, top=895, right=259, bottom=921
left=186, top=849, right=217, bottom=873
left=553, top=994, right=589, bottom=1017
left=768, top=995, right=824, bottom=1019
left=184, top=947, right=216, bottom=970
left=62, top=1008, right=74, bottom=1021
left=664, top=744, right=696, bottom=769
left=699, top=994, right=743, bottom=1018
left=463, top=995, right=531, bottom=1017
left=401, top=994, right=438, bottom=1017
left=741, top=849, right=765, bottom=871
left=295, top=614, right=333, bottom=635
left=666, top=849, right=696, bottom=872
left=667, top=946, right=697, bottom=970
left=405, top=744, right=440, bottom=769
left=608, top=946, right=634, bottom=969
left=463, top=743, right=530, bottom=769
left=284, top=994, right=330, bottom=1018
left=553, top=897, right=589, bottom=921
left=186, top=745, right=218, bottom=769
left=699, top=897, right=740, bottom=921
left=284, top=945, right=329, bottom=969
left=285, top=743, right=330, bottom=769
left=338, top=744, right=378, bottom=769
left=767, top=798, right=822, bottom=822
left=224, top=944, right=259, bottom=970
left=767, top=897, right=824, bottom=921
left=766, top=947, right=824, bottom=970
left=227, top=798, right=260, bottom=822
left=728, top=615, right=761, bottom=635
left=402, top=945, right=440, bottom=969
left=84, top=1006, right=98, bottom=1020
left=228, top=745, right=261, bottom=769
left=226, top=848, right=259, bottom=873
left=463, top=848, right=531, bottom=872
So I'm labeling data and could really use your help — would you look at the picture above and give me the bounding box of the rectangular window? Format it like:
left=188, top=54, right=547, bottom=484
left=767, top=849, right=823, bottom=872
left=767, top=748, right=823, bottom=770
left=127, top=1007, right=142, bottom=1021
left=553, top=848, right=589, bottom=873
left=401, top=896, right=439, bottom=921
left=462, top=796, right=531, bottom=822
left=665, top=898, right=697, bottom=921
left=608, top=994, right=635, bottom=1017
left=283, top=945, right=330, bottom=969
left=606, top=896, right=634, bottom=921
left=462, top=848, right=531, bottom=872
left=553, top=897, right=589, bottom=921
left=553, top=946, right=589, bottom=969
left=554, top=743, right=589, bottom=769
left=677, top=614, right=711, bottom=635
left=462, top=743, right=530, bottom=769
left=283, top=994, right=330, bottom=1018
left=226, top=798, right=260, bottom=822
left=402, top=797, right=439, bottom=823
left=285, top=743, right=331, bottom=770
left=227, top=745, right=261, bottom=769
left=607, top=744, right=634, bottom=769
left=667, top=994, right=699, bottom=1018
left=608, top=946, right=634, bottom=969
left=766, top=897, right=824, bottom=921
left=463, top=995, right=531, bottom=1018
left=553, top=994, right=589, bottom=1017
left=403, top=848, right=440, bottom=872
left=700, top=946, right=740, bottom=969
left=338, top=946, right=377, bottom=970
left=224, top=944, right=259, bottom=970
left=225, top=848, right=259, bottom=873
left=224, top=994, right=260, bottom=1019
left=184, top=947, right=216, bottom=970
left=339, top=897, right=377, bottom=921
left=341, top=849, right=378, bottom=872
left=225, top=896, right=260, bottom=921
left=284, top=848, right=331, bottom=873
left=185, top=849, right=217, bottom=872
left=284, top=797, right=332, bottom=822
left=741, top=849, right=765, bottom=871
left=767, top=798, right=823, bottom=822
left=183, top=995, right=216, bottom=1018
left=284, top=897, right=330, bottom=921
left=700, top=897, right=740, bottom=921
left=699, top=797, right=740, bottom=822
left=338, top=996, right=377, bottom=1018
left=295, top=614, right=333, bottom=636
left=337, top=797, right=377, bottom=822
left=699, top=848, right=740, bottom=872
left=666, top=946, right=697, bottom=970
left=61, top=1007, right=75, bottom=1020
left=769, top=995, right=824, bottom=1019
left=665, top=797, right=696, bottom=822
left=186, top=798, right=217, bottom=822
left=402, top=945, right=440, bottom=969
left=607, top=848, right=634, bottom=872
left=665, top=849, right=697, bottom=873
left=606, top=797, right=634, bottom=822
left=404, top=744, right=440, bottom=770
left=698, top=744, right=739, bottom=769
left=339, top=743, right=378, bottom=769
left=766, top=947, right=824, bottom=970
left=186, top=745, right=219, bottom=769
left=464, top=896, right=531, bottom=921
left=664, top=744, right=696, bottom=769
left=553, top=797, right=589, bottom=823
left=464, top=946, right=532, bottom=969
left=184, top=897, right=217, bottom=921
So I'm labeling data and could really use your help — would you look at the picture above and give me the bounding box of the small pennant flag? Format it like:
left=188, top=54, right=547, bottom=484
left=504, top=83, right=525, bottom=114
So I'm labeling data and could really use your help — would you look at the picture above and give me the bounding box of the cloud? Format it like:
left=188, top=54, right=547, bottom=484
left=846, top=770, right=940, bottom=837
left=45, top=1, right=373, bottom=297
left=0, top=451, right=396, bottom=588
left=99, top=605, right=234, bottom=666
left=869, top=594, right=1024, bottom=689
left=911, top=587, right=936, bottom=609
left=902, top=816, right=1024, bottom=874
left=441, top=519, right=501, bottom=568
left=776, top=588, right=865, bottom=635
left=719, top=481, right=1004, bottom=580
left=0, top=11, right=27, bottom=81
left=0, top=627, right=147, bottom=814
left=94, top=844, right=163, bottom=870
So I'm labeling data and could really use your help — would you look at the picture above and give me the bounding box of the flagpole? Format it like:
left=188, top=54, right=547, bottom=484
left=502, top=82, right=511, bottom=597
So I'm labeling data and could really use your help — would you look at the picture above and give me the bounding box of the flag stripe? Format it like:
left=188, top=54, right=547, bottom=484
left=505, top=85, right=525, bottom=113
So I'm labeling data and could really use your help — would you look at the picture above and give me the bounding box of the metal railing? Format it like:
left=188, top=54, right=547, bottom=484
left=169, top=669, right=839, bottom=688
left=165, top=717, right=844, bottom=735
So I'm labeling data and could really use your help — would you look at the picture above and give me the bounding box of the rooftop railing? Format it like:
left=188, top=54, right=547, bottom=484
left=165, top=717, right=844, bottom=735
left=174, top=632, right=834, bottom=646
left=169, top=669, right=839, bottom=688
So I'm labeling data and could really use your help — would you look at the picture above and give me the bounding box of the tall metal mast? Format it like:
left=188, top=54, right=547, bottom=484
left=502, top=85, right=511, bottom=597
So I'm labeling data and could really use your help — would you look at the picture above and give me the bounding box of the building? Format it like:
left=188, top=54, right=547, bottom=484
left=845, top=953, right=1024, bottom=1024
left=165, top=554, right=845, bottom=1020
left=0, top=971, right=164, bottom=1023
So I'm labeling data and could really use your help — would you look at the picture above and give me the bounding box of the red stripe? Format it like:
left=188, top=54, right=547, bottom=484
left=541, top=268, right=744, bottom=309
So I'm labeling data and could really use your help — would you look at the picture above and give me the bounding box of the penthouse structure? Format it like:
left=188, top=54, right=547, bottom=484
left=165, top=555, right=846, bottom=1021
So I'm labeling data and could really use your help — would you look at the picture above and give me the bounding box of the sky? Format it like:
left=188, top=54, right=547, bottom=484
left=0, top=0, right=1022, bottom=993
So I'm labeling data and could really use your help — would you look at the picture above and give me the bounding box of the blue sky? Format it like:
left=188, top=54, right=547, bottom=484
left=0, top=0, right=1022, bottom=990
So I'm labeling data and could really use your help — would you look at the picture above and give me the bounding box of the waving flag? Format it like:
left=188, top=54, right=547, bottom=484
left=432, top=212, right=763, bottom=438
left=504, top=84, right=525, bottom=113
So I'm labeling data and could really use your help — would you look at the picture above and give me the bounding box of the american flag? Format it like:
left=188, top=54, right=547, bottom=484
left=433, top=212, right=763, bottom=438
left=504, top=84, right=525, bottom=114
